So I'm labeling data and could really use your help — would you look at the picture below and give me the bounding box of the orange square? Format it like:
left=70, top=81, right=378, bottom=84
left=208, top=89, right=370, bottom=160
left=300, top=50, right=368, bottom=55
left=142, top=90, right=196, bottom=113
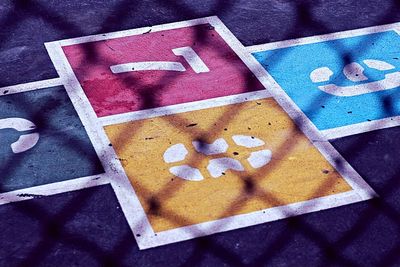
left=104, top=98, right=352, bottom=232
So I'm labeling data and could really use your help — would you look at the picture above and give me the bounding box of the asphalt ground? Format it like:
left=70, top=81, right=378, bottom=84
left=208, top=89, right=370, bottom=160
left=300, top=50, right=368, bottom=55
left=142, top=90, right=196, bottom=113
left=1, top=1, right=400, bottom=266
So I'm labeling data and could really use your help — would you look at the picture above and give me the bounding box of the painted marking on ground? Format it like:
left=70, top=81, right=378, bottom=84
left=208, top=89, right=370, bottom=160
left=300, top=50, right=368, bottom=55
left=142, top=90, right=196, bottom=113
left=57, top=20, right=263, bottom=118
left=44, top=16, right=377, bottom=250
left=0, top=78, right=62, bottom=95
left=0, top=82, right=106, bottom=202
left=247, top=22, right=400, bottom=139
left=104, top=99, right=354, bottom=233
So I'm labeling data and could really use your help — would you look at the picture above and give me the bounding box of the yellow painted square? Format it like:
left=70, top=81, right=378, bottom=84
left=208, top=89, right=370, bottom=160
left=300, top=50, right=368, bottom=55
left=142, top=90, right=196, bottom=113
left=104, top=99, right=352, bottom=232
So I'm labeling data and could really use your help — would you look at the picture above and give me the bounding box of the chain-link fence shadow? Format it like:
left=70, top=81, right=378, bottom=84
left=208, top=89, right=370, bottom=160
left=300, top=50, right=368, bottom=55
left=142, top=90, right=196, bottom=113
left=1, top=0, right=400, bottom=266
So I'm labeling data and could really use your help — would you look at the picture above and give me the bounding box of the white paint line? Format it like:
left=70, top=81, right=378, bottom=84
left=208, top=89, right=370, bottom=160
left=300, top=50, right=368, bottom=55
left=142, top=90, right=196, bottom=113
left=172, top=46, right=210, bottom=73
left=110, top=61, right=186, bottom=73
left=0, top=78, right=62, bottom=96
left=99, top=90, right=271, bottom=126
left=244, top=21, right=400, bottom=140
left=0, top=117, right=36, bottom=131
left=243, top=45, right=377, bottom=201
left=0, top=174, right=109, bottom=205
left=317, top=72, right=400, bottom=97
left=45, top=16, right=378, bottom=250
left=46, top=39, right=157, bottom=247
left=48, top=16, right=220, bottom=46
left=0, top=76, right=112, bottom=204
left=322, top=115, right=400, bottom=140
left=246, top=22, right=400, bottom=53
left=10, top=132, right=40, bottom=154
left=364, top=59, right=395, bottom=70
left=138, top=190, right=365, bottom=249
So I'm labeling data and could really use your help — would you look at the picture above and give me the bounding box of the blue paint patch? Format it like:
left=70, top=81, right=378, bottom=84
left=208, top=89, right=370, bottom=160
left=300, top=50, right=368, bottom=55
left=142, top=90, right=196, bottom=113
left=0, top=86, right=103, bottom=192
left=253, top=30, right=400, bottom=130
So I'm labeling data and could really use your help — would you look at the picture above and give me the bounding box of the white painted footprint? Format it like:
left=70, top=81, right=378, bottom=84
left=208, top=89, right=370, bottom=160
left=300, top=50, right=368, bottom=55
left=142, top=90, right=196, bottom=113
left=163, top=135, right=272, bottom=181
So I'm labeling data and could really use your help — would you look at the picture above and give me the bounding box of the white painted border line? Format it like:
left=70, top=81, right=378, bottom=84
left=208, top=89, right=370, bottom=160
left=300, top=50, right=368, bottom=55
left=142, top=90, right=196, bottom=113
left=55, top=16, right=222, bottom=46
left=46, top=16, right=377, bottom=250
left=0, top=174, right=108, bottom=205
left=215, top=17, right=377, bottom=200
left=247, top=22, right=400, bottom=52
left=243, top=46, right=377, bottom=199
left=246, top=22, right=400, bottom=139
left=100, top=90, right=271, bottom=126
left=0, top=78, right=62, bottom=96
left=46, top=39, right=157, bottom=246
left=0, top=78, right=109, bottom=206
left=321, top=115, right=400, bottom=139
left=139, top=190, right=362, bottom=249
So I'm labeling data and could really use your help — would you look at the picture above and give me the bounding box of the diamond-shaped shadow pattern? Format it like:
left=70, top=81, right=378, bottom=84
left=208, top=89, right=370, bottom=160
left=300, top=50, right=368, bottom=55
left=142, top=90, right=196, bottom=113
left=0, top=0, right=400, bottom=266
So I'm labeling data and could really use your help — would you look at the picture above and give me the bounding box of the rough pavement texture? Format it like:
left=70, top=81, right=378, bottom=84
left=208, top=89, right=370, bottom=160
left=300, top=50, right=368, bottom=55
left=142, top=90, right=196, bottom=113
left=1, top=0, right=400, bottom=266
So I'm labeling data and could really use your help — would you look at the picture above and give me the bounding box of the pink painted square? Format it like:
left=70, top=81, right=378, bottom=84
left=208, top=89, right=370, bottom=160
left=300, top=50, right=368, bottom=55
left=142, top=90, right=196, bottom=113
left=62, top=24, right=264, bottom=117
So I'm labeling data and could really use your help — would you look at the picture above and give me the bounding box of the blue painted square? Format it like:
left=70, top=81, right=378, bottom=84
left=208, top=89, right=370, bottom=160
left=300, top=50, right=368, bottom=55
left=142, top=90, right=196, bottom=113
left=0, top=86, right=104, bottom=192
left=253, top=30, right=400, bottom=130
